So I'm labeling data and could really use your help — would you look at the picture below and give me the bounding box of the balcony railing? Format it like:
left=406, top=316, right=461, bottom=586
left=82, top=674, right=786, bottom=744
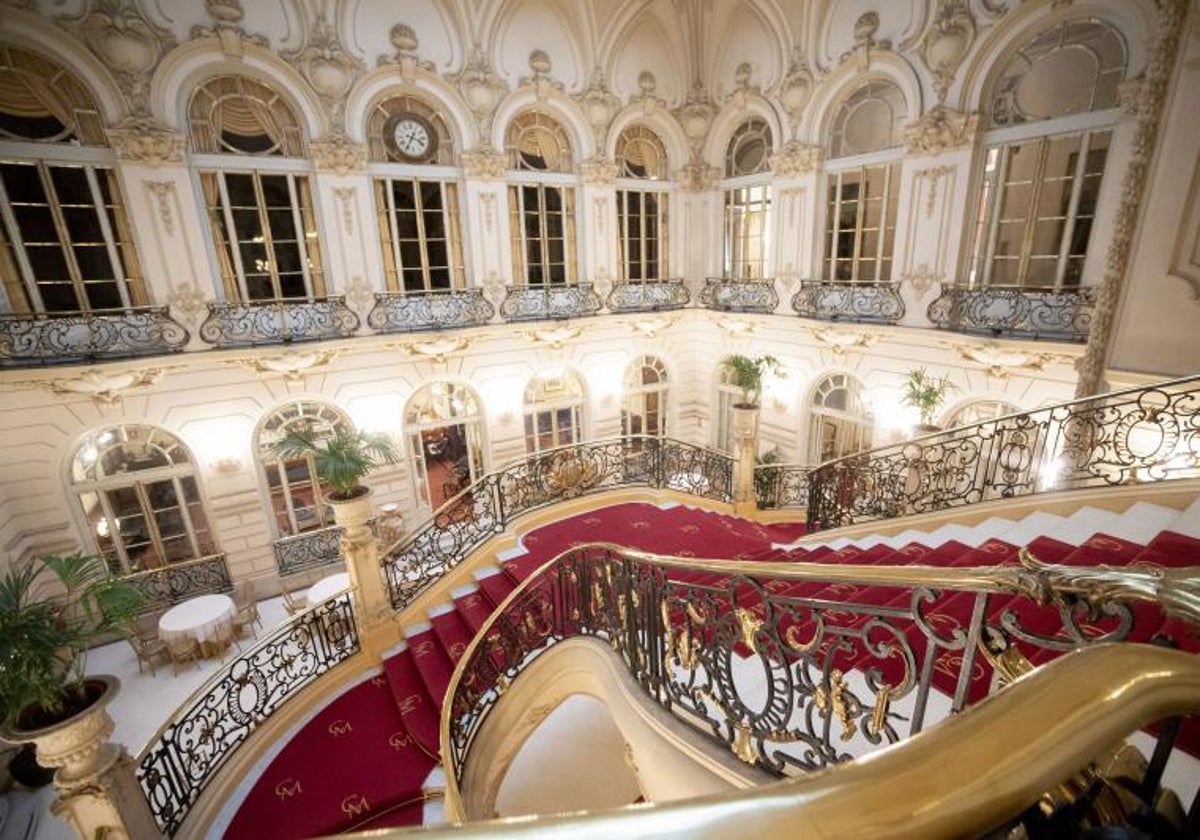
left=791, top=281, right=905, bottom=324
left=382, top=436, right=734, bottom=610
left=499, top=283, right=603, bottom=322
left=137, top=592, right=359, bottom=836
left=927, top=286, right=1097, bottom=342
left=273, top=525, right=343, bottom=578
left=0, top=307, right=189, bottom=367
left=199, top=296, right=359, bottom=347
left=806, top=375, right=1200, bottom=531
left=366, top=289, right=494, bottom=334
left=120, top=554, right=232, bottom=615
left=754, top=462, right=810, bottom=510
left=699, top=278, right=778, bottom=313
left=606, top=279, right=690, bottom=313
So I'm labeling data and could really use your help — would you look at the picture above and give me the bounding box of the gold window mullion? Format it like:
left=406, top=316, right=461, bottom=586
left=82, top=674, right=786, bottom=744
left=538, top=185, right=550, bottom=282
left=412, top=179, right=432, bottom=292
left=851, top=167, right=866, bottom=284
left=133, top=481, right=167, bottom=567
left=445, top=182, right=464, bottom=289
left=565, top=187, right=576, bottom=284
left=38, top=163, right=88, bottom=311
left=375, top=178, right=401, bottom=292
left=173, top=475, right=201, bottom=559
left=251, top=172, right=283, bottom=299
left=1054, top=131, right=1092, bottom=291
left=1017, top=138, right=1049, bottom=288
left=661, top=191, right=670, bottom=277
left=508, top=185, right=524, bottom=284
left=82, top=165, right=131, bottom=309
left=0, top=172, right=40, bottom=313
left=213, top=172, right=249, bottom=301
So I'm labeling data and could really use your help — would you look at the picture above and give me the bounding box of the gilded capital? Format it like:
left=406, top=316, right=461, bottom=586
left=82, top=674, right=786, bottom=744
left=310, top=137, right=368, bottom=176
left=770, top=142, right=823, bottom=177
left=579, top=158, right=618, bottom=186
left=107, top=123, right=185, bottom=166
left=460, top=151, right=506, bottom=181
left=676, top=162, right=719, bottom=192
left=904, top=107, right=978, bottom=157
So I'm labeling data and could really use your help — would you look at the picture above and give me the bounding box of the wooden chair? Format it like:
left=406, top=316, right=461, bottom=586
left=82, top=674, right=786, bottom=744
left=232, top=579, right=263, bottom=637
left=210, top=622, right=240, bottom=661
left=127, top=634, right=169, bottom=677
left=281, top=586, right=307, bottom=616
left=166, top=637, right=201, bottom=676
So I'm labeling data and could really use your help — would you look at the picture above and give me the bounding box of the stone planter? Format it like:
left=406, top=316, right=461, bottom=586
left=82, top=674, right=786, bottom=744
left=328, top=487, right=391, bottom=652
left=3, top=675, right=120, bottom=786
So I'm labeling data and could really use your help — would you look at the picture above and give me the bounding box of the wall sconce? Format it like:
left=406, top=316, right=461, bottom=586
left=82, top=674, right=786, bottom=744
left=212, top=458, right=243, bottom=475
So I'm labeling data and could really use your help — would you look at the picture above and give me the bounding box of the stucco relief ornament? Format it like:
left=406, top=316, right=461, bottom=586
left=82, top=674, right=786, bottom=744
left=628, top=314, right=676, bottom=338
left=377, top=23, right=434, bottom=84
left=576, top=66, right=621, bottom=148
left=46, top=367, right=167, bottom=405
left=676, top=82, right=716, bottom=154
left=904, top=107, right=978, bottom=157
left=951, top=341, right=1071, bottom=379
left=769, top=142, right=823, bottom=178
left=106, top=117, right=185, bottom=166
left=676, top=161, right=719, bottom=192
left=525, top=325, right=582, bottom=349
left=521, top=50, right=563, bottom=102
left=807, top=326, right=879, bottom=355
left=844, top=11, right=891, bottom=71
left=396, top=336, right=472, bottom=364
left=227, top=349, right=340, bottom=381
left=482, top=272, right=508, bottom=309
left=920, top=1, right=976, bottom=102
left=190, top=0, right=268, bottom=58
left=726, top=62, right=760, bottom=111
left=579, top=158, right=618, bottom=186
left=310, top=134, right=368, bottom=176
left=453, top=46, right=507, bottom=148
left=282, top=14, right=364, bottom=133
left=900, top=264, right=942, bottom=300
left=633, top=71, right=666, bottom=116
left=168, top=282, right=208, bottom=327
left=58, top=0, right=177, bottom=117
left=778, top=50, right=814, bottom=128
left=460, top=151, right=505, bottom=180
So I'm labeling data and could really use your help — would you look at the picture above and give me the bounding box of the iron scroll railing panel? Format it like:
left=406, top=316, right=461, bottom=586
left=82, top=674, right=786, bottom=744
left=606, top=279, right=690, bottom=313
left=136, top=593, right=359, bottom=836
left=698, top=278, right=778, bottom=313
left=0, top=307, right=189, bottom=367
left=366, top=289, right=494, bottom=333
left=445, top=544, right=1198, bottom=794
left=199, top=297, right=359, bottom=347
left=382, top=437, right=734, bottom=610
left=499, top=284, right=603, bottom=322
left=926, top=286, right=1097, bottom=342
left=806, top=376, right=1200, bottom=531
left=273, top=526, right=344, bottom=578
left=791, top=281, right=905, bottom=324
left=754, top=464, right=810, bottom=510
left=121, top=554, right=233, bottom=615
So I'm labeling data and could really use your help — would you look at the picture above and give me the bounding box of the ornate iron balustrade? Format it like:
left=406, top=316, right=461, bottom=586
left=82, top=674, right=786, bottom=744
left=699, top=278, right=778, bottom=313
left=444, top=543, right=1200, bottom=801
left=382, top=436, right=734, bottom=610
left=791, top=281, right=905, bottom=324
left=137, top=592, right=359, bottom=836
left=606, top=279, right=690, bottom=313
left=754, top=463, right=810, bottom=510
left=0, top=307, right=188, bottom=367
left=199, top=297, right=359, bottom=347
left=927, top=286, right=1097, bottom=342
left=499, top=284, right=603, bottom=322
left=121, top=554, right=232, bottom=615
left=366, top=289, right=494, bottom=333
left=273, top=526, right=343, bottom=578
left=807, top=376, right=1200, bottom=531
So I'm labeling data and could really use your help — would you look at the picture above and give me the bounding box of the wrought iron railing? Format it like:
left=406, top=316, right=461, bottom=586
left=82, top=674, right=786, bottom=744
left=0, top=307, right=189, bottom=367
left=699, top=278, right=778, bottom=313
left=806, top=376, right=1200, bottom=531
left=121, top=554, right=232, bottom=615
left=198, top=297, right=359, bottom=347
left=273, top=526, right=343, bottom=578
left=443, top=542, right=1200, bottom=812
left=927, top=286, right=1097, bottom=342
left=136, top=592, right=359, bottom=836
left=381, top=436, right=734, bottom=610
left=366, top=289, right=494, bottom=333
left=754, top=463, right=810, bottom=510
left=606, top=279, right=690, bottom=313
left=499, top=284, right=603, bottom=322
left=791, top=281, right=905, bottom=324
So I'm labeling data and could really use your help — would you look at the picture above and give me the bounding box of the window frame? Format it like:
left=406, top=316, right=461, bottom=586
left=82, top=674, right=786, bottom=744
left=523, top=369, right=585, bottom=455
left=821, top=152, right=903, bottom=285
left=806, top=374, right=875, bottom=465
left=722, top=177, right=772, bottom=280
left=622, top=355, right=669, bottom=440
left=372, top=171, right=465, bottom=293
left=616, top=183, right=669, bottom=282
left=507, top=173, right=577, bottom=286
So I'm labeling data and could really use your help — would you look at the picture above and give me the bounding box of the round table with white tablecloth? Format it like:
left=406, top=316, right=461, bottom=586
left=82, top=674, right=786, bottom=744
left=158, top=593, right=237, bottom=656
left=307, top=572, right=350, bottom=607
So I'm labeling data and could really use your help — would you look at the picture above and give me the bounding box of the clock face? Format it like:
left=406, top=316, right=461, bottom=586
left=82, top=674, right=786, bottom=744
left=387, top=114, right=436, bottom=162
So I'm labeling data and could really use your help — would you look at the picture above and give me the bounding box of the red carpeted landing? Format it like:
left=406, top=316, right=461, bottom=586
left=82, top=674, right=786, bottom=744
left=225, top=673, right=436, bottom=839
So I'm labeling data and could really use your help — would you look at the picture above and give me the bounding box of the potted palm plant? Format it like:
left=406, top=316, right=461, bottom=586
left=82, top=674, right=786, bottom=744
left=723, top=353, right=785, bottom=409
left=902, top=368, right=957, bottom=434
left=0, top=553, right=143, bottom=785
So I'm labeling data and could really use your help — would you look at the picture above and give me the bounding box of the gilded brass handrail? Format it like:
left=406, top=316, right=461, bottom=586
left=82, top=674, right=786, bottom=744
left=432, top=644, right=1200, bottom=839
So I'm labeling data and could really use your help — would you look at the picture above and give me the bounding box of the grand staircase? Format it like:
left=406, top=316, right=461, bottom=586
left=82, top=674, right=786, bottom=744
left=223, top=494, right=1200, bottom=838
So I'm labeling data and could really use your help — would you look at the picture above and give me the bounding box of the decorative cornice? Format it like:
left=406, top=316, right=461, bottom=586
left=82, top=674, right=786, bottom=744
left=281, top=14, right=364, bottom=133
left=310, top=135, right=368, bottom=176
left=904, top=107, right=978, bottom=157
left=395, top=336, right=473, bottom=364
left=769, top=142, right=823, bottom=178
left=919, top=0, right=976, bottom=102
left=579, top=158, right=619, bottom=186
left=949, top=341, right=1072, bottom=378
left=807, top=326, right=879, bottom=354
left=460, top=151, right=506, bottom=181
left=525, top=325, right=582, bottom=349
left=106, top=119, right=185, bottom=166
left=225, top=348, right=340, bottom=381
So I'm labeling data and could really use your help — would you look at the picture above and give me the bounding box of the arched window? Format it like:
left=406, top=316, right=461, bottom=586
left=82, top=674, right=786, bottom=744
left=369, top=95, right=464, bottom=292
left=616, top=125, right=670, bottom=282
left=807, top=374, right=874, bottom=464
left=823, top=79, right=906, bottom=285
left=945, top=399, right=1019, bottom=428
left=404, top=382, right=485, bottom=511
left=256, top=400, right=352, bottom=536
left=191, top=76, right=325, bottom=303
left=622, top=355, right=669, bottom=440
left=506, top=111, right=577, bottom=285
left=967, top=20, right=1126, bottom=290
left=714, top=363, right=742, bottom=454
left=72, top=424, right=216, bottom=573
left=0, top=46, right=146, bottom=315
left=524, top=368, right=584, bottom=454
left=723, top=119, right=773, bottom=280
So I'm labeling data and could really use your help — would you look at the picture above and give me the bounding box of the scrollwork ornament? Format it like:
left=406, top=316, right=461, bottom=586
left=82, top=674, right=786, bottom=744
left=190, top=0, right=268, bottom=57
left=377, top=23, right=434, bottom=82
left=904, top=107, right=978, bottom=157
left=169, top=283, right=208, bottom=327
left=107, top=119, right=185, bottom=166
left=281, top=14, right=364, bottom=133
left=769, top=142, right=822, bottom=178
left=919, top=1, right=976, bottom=102
left=310, top=136, right=368, bottom=176
left=579, top=158, right=618, bottom=186
left=460, top=151, right=505, bottom=181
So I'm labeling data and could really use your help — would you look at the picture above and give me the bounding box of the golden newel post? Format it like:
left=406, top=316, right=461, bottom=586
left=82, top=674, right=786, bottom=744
left=732, top=404, right=760, bottom=516
left=329, top=489, right=394, bottom=658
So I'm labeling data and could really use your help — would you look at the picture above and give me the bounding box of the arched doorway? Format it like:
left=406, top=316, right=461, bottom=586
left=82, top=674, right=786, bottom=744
left=404, top=382, right=485, bottom=512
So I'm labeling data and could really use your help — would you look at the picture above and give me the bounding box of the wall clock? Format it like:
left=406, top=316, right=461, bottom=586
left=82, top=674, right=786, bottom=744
left=384, top=112, right=438, bottom=162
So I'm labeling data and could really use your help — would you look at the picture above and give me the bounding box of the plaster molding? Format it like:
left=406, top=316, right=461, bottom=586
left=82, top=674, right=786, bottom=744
left=461, top=151, right=506, bottom=181
left=904, top=107, right=978, bottom=157
left=919, top=1, right=977, bottom=102
left=950, top=341, right=1072, bottom=378
left=776, top=49, right=815, bottom=129
left=343, top=276, right=373, bottom=314
left=807, top=326, right=879, bottom=355
left=168, top=282, right=208, bottom=327
left=396, top=336, right=473, bottom=364
left=310, top=136, right=368, bottom=176
left=145, top=180, right=175, bottom=235
left=525, top=325, right=582, bottom=349
left=631, top=71, right=667, bottom=116
left=376, top=23, right=435, bottom=84
left=225, top=348, right=340, bottom=381
left=579, top=158, right=619, bottom=186
left=900, top=264, right=943, bottom=300
left=333, top=187, right=356, bottom=235
left=627, top=314, right=676, bottom=338
left=914, top=165, right=956, bottom=219
left=725, top=62, right=761, bottom=112
left=452, top=47, right=508, bottom=149
left=519, top=49, right=565, bottom=103
left=715, top=316, right=756, bottom=336
left=106, top=119, right=185, bottom=166
left=676, top=161, right=720, bottom=192
left=575, top=66, right=621, bottom=149
left=29, top=366, right=171, bottom=404
left=281, top=14, right=364, bottom=133
left=769, top=142, right=822, bottom=178
left=675, top=83, right=717, bottom=155
left=189, top=0, right=269, bottom=59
